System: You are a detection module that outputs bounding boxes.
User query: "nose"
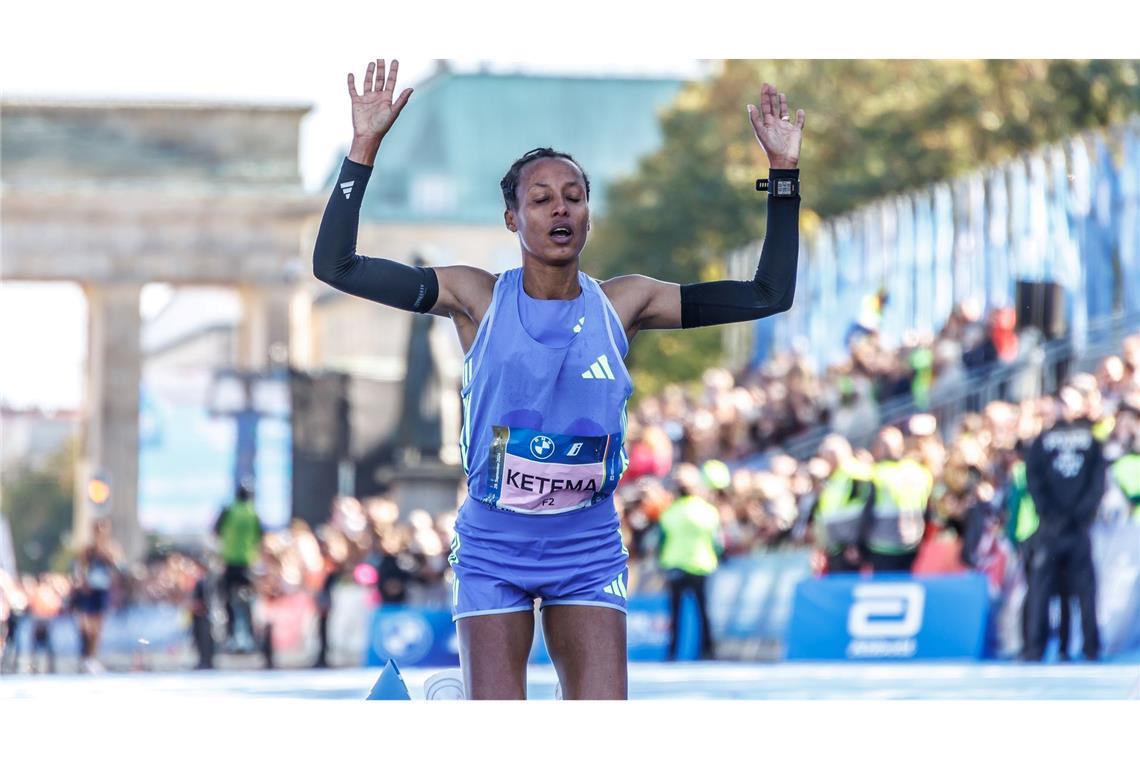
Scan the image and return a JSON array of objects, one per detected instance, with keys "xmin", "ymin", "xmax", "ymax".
[{"xmin": 552, "ymin": 197, "xmax": 569, "ymax": 216}]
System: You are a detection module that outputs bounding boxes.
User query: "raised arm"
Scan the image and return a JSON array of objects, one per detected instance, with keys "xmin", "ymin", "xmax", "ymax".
[
  {"xmin": 602, "ymin": 83, "xmax": 805, "ymax": 338},
  {"xmin": 313, "ymin": 59, "xmax": 493, "ymax": 322}
]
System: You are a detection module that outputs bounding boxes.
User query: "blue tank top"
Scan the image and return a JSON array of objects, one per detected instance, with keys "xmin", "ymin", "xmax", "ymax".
[{"xmin": 458, "ymin": 267, "xmax": 632, "ymax": 530}]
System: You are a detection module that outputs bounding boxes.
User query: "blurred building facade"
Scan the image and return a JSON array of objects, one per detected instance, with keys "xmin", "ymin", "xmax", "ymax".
[
  {"xmin": 1, "ymin": 99, "xmax": 320, "ymax": 559},
  {"xmin": 0, "ymin": 407, "xmax": 80, "ymax": 473}
]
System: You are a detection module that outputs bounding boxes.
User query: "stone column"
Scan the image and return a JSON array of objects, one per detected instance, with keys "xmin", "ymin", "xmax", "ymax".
[
  {"xmin": 238, "ymin": 285, "xmax": 294, "ymax": 369},
  {"xmin": 289, "ymin": 287, "xmax": 314, "ymax": 371},
  {"xmin": 76, "ymin": 283, "xmax": 143, "ymax": 561}
]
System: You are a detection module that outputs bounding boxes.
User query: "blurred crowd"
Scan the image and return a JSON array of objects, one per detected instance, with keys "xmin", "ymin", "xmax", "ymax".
[
  {"xmin": 0, "ymin": 495, "xmax": 460, "ymax": 674},
  {"xmin": 2, "ymin": 296, "xmax": 1137, "ymax": 671},
  {"xmin": 620, "ymin": 330, "xmax": 1140, "ymax": 567},
  {"xmin": 624, "ymin": 296, "xmax": 1023, "ymax": 472}
]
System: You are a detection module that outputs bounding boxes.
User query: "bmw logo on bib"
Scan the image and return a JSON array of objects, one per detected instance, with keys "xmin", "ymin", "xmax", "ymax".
[{"xmin": 530, "ymin": 435, "xmax": 555, "ymax": 460}]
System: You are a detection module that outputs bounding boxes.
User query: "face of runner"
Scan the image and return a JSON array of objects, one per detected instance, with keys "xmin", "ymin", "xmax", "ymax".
[{"xmin": 505, "ymin": 157, "xmax": 590, "ymax": 266}]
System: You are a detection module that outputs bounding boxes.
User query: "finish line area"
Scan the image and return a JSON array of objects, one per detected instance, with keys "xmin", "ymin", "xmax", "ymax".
[{"xmin": 3, "ymin": 662, "xmax": 1138, "ymax": 700}]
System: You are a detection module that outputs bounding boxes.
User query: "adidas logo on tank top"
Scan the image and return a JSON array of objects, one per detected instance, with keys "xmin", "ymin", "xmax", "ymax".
[{"xmin": 581, "ymin": 353, "xmax": 616, "ymax": 380}]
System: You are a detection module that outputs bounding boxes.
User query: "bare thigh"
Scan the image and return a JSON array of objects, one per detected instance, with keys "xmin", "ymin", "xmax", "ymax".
[
  {"xmin": 456, "ymin": 610, "xmax": 534, "ymax": 700},
  {"xmin": 541, "ymin": 604, "xmax": 627, "ymax": 700}
]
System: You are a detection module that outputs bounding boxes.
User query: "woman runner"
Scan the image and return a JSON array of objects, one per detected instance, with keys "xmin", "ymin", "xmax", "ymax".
[
  {"xmin": 73, "ymin": 519, "xmax": 119, "ymax": 673},
  {"xmin": 314, "ymin": 59, "xmax": 805, "ymax": 699}
]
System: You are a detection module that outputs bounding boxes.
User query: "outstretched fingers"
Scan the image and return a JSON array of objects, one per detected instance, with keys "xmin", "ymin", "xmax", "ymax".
[
  {"xmin": 349, "ymin": 59, "xmax": 404, "ymax": 102},
  {"xmin": 385, "ymin": 59, "xmax": 400, "ymax": 94},
  {"xmin": 779, "ymin": 93, "xmax": 789, "ymax": 121},
  {"xmin": 363, "ymin": 61, "xmax": 376, "ymax": 93},
  {"xmin": 759, "ymin": 82, "xmax": 774, "ymax": 122},
  {"xmin": 376, "ymin": 59, "xmax": 387, "ymax": 94},
  {"xmin": 795, "ymin": 108, "xmax": 806, "ymax": 131}
]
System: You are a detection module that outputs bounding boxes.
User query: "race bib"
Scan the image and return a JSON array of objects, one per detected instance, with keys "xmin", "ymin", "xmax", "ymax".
[
  {"xmin": 484, "ymin": 426, "xmax": 624, "ymax": 514},
  {"xmin": 88, "ymin": 565, "xmax": 112, "ymax": 590}
]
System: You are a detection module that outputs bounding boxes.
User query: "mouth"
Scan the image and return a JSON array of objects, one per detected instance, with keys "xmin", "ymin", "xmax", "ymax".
[{"xmin": 549, "ymin": 225, "xmax": 574, "ymax": 245}]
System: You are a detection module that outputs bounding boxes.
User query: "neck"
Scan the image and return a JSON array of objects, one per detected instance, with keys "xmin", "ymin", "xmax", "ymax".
[{"xmin": 521, "ymin": 260, "xmax": 582, "ymax": 300}]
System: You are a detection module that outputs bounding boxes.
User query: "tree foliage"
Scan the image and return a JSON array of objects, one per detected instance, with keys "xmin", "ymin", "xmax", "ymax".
[
  {"xmin": 590, "ymin": 60, "xmax": 1140, "ymax": 391},
  {"xmin": 1, "ymin": 439, "xmax": 76, "ymax": 575}
]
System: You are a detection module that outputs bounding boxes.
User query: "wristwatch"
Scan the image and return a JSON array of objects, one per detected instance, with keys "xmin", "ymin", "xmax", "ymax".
[{"xmin": 756, "ymin": 174, "xmax": 800, "ymax": 197}]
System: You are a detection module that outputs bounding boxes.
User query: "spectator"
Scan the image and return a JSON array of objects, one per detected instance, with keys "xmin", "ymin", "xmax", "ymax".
[
  {"xmin": 844, "ymin": 287, "xmax": 887, "ymax": 348},
  {"xmin": 213, "ymin": 483, "xmax": 264, "ymax": 652},
  {"xmin": 657, "ymin": 463, "xmax": 722, "ymax": 661},
  {"xmin": 27, "ymin": 574, "xmax": 63, "ymax": 674},
  {"xmin": 313, "ymin": 528, "xmax": 348, "ymax": 668},
  {"xmin": 1023, "ymin": 387, "xmax": 1107, "ymax": 662},
  {"xmin": 1102, "ymin": 401, "xmax": 1140, "ymax": 522},
  {"xmin": 189, "ymin": 555, "xmax": 215, "ymax": 670},
  {"xmin": 0, "ymin": 571, "xmax": 25, "ymax": 674},
  {"xmin": 1005, "ymin": 440, "xmax": 1073, "ymax": 658},
  {"xmin": 860, "ymin": 426, "xmax": 933, "ymax": 573},
  {"xmin": 810, "ymin": 434, "xmax": 871, "ymax": 573},
  {"xmin": 372, "ymin": 524, "xmax": 415, "ymax": 605}
]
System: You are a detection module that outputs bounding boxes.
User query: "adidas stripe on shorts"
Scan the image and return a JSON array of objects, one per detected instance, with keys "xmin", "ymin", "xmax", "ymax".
[{"xmin": 448, "ymin": 495, "xmax": 630, "ymax": 621}]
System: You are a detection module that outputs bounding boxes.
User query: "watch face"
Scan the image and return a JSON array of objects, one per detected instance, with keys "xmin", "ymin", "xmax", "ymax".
[{"xmin": 776, "ymin": 179, "xmax": 794, "ymax": 196}]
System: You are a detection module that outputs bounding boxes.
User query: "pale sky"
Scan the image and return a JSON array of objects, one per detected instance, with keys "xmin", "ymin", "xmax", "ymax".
[{"xmin": 0, "ymin": 1, "xmax": 1126, "ymax": 410}]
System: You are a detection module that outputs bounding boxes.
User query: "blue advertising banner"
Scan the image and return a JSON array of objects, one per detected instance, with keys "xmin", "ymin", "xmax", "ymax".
[
  {"xmin": 785, "ymin": 572, "xmax": 990, "ymax": 661},
  {"xmin": 138, "ymin": 370, "xmax": 234, "ymax": 535},
  {"xmin": 363, "ymin": 605, "xmax": 459, "ymax": 668},
  {"xmin": 529, "ymin": 551, "xmax": 814, "ymax": 664},
  {"xmin": 139, "ymin": 368, "xmax": 291, "ymax": 535},
  {"xmin": 707, "ymin": 550, "xmax": 813, "ymax": 659}
]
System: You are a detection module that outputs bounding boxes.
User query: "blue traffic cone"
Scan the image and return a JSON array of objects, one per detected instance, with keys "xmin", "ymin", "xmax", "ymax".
[{"xmin": 366, "ymin": 658, "xmax": 412, "ymax": 700}]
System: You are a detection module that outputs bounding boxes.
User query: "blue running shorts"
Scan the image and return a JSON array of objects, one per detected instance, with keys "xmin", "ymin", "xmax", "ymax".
[{"xmin": 448, "ymin": 495, "xmax": 630, "ymax": 621}]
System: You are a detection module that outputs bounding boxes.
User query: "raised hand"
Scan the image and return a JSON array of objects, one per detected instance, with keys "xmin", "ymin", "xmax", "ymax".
[
  {"xmin": 348, "ymin": 59, "xmax": 414, "ymax": 145},
  {"xmin": 747, "ymin": 83, "xmax": 806, "ymax": 170}
]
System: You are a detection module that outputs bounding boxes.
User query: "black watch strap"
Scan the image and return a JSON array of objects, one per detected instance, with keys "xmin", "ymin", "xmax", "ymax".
[{"xmin": 756, "ymin": 168, "xmax": 800, "ymax": 197}]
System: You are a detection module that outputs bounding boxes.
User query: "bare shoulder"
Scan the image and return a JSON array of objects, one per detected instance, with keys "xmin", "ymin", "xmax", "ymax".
[
  {"xmin": 600, "ymin": 273, "xmax": 682, "ymax": 333},
  {"xmin": 436, "ymin": 263, "xmax": 498, "ymax": 297},
  {"xmin": 601, "ymin": 273, "xmax": 656, "ymax": 305}
]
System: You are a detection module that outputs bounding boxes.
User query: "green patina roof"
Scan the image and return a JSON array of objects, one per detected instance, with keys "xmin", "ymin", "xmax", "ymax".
[{"xmin": 349, "ymin": 70, "xmax": 687, "ymax": 225}]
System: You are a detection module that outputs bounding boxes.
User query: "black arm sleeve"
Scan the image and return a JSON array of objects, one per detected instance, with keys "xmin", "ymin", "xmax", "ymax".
[
  {"xmin": 679, "ymin": 168, "xmax": 800, "ymax": 329},
  {"xmin": 312, "ymin": 157, "xmax": 439, "ymax": 314}
]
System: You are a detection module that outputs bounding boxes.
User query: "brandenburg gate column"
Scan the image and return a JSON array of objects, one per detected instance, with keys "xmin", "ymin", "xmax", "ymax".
[
  {"xmin": 77, "ymin": 282, "xmax": 144, "ymax": 561},
  {"xmin": 238, "ymin": 285, "xmax": 295, "ymax": 369}
]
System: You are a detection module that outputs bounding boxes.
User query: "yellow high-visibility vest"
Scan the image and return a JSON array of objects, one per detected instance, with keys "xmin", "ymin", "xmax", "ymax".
[
  {"xmin": 1110, "ymin": 453, "xmax": 1140, "ymax": 521},
  {"xmin": 815, "ymin": 460, "xmax": 873, "ymax": 554},
  {"xmin": 868, "ymin": 459, "xmax": 933, "ymax": 555}
]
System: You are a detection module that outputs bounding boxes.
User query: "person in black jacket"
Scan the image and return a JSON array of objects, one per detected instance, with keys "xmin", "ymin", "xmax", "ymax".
[
  {"xmin": 1023, "ymin": 386, "xmax": 1107, "ymax": 661},
  {"xmin": 189, "ymin": 555, "xmax": 215, "ymax": 670}
]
